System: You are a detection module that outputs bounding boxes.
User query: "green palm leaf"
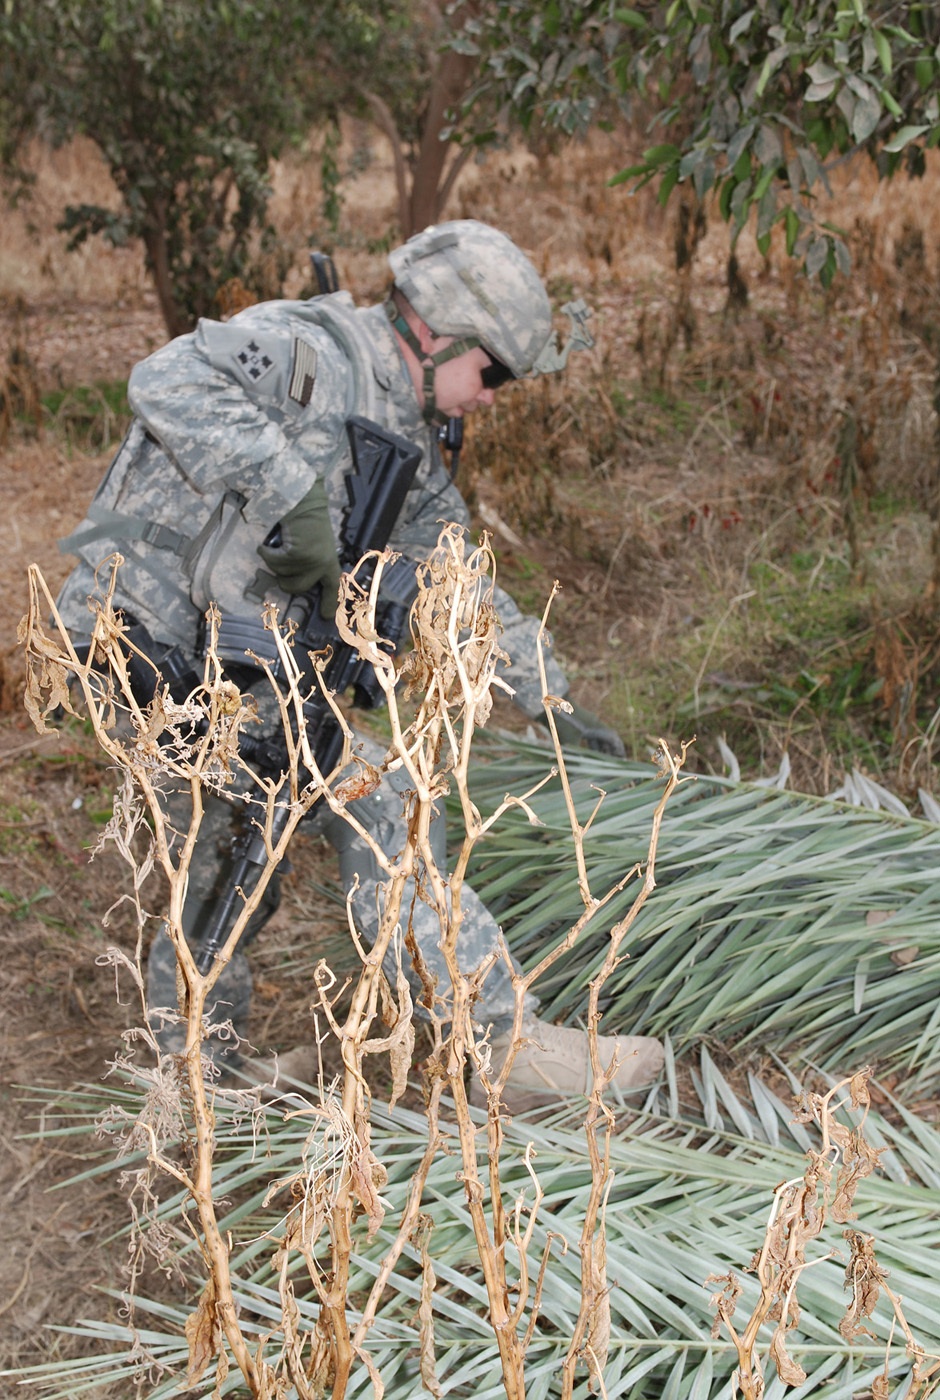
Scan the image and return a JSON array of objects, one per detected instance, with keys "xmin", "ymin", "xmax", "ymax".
[
  {"xmin": 10, "ymin": 1066, "xmax": 940, "ymax": 1400},
  {"xmin": 459, "ymin": 736, "xmax": 940, "ymax": 1096},
  {"xmin": 12, "ymin": 739, "xmax": 940, "ymax": 1398}
]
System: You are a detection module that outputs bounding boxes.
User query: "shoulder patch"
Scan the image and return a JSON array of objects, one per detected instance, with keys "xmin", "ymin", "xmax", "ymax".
[
  {"xmin": 235, "ymin": 339, "xmax": 275, "ymax": 383},
  {"xmin": 289, "ymin": 337, "xmax": 318, "ymax": 406}
]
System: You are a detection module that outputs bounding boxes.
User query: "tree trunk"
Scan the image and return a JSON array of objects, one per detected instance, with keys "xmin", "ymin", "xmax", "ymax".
[
  {"xmin": 360, "ymin": 89, "xmax": 413, "ymax": 238},
  {"xmin": 725, "ymin": 251, "xmax": 749, "ymax": 314},
  {"xmin": 360, "ymin": 1, "xmax": 479, "ymax": 240},
  {"xmin": 407, "ymin": 45, "xmax": 477, "ymax": 234},
  {"xmin": 142, "ymin": 200, "xmax": 190, "ymax": 339},
  {"xmin": 669, "ymin": 191, "xmax": 706, "ymax": 357}
]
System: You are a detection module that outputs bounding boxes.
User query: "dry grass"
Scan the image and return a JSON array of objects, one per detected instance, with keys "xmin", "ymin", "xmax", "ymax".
[{"xmin": 0, "ymin": 137, "xmax": 148, "ymax": 306}]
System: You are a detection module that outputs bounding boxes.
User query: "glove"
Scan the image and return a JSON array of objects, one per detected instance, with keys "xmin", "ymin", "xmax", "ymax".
[
  {"xmin": 547, "ymin": 699, "xmax": 626, "ymax": 758},
  {"xmin": 257, "ymin": 476, "xmax": 341, "ymax": 619}
]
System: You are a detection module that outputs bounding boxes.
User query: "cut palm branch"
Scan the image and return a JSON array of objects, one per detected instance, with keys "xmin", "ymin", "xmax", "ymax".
[
  {"xmin": 459, "ymin": 736, "xmax": 940, "ymax": 1099},
  {"xmin": 12, "ymin": 729, "xmax": 940, "ymax": 1399},
  {"xmin": 10, "ymin": 1066, "xmax": 940, "ymax": 1400}
]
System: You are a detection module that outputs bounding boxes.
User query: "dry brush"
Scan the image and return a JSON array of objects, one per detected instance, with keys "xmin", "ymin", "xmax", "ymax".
[{"xmin": 19, "ymin": 525, "xmax": 683, "ymax": 1399}]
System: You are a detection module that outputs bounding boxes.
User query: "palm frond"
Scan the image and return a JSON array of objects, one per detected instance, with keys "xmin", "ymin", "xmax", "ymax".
[
  {"xmin": 10, "ymin": 1066, "xmax": 940, "ymax": 1399},
  {"xmin": 459, "ymin": 736, "xmax": 940, "ymax": 1097},
  {"xmin": 12, "ymin": 740, "xmax": 940, "ymax": 1397}
]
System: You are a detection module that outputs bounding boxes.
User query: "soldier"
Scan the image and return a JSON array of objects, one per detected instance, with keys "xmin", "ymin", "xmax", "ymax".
[{"xmin": 56, "ymin": 220, "xmax": 664, "ymax": 1113}]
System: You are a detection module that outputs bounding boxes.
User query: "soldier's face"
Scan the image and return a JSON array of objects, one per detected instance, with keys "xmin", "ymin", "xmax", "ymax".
[{"xmin": 432, "ymin": 345, "xmax": 499, "ymax": 417}]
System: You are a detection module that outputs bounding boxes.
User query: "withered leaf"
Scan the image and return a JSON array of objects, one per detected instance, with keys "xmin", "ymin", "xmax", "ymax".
[
  {"xmin": 363, "ymin": 959, "xmax": 416, "ymax": 1111},
  {"xmin": 305, "ymin": 1315, "xmax": 335, "ymax": 1398},
  {"xmin": 801, "ymin": 1155, "xmax": 830, "ymax": 1234},
  {"xmin": 416, "ymin": 1215, "xmax": 442, "ymax": 1399},
  {"xmin": 848, "ymin": 1069, "xmax": 872, "ymax": 1110},
  {"xmin": 184, "ymin": 1276, "xmax": 220, "ymax": 1389},
  {"xmin": 832, "ymin": 1132, "xmax": 882, "ymax": 1225},
  {"xmin": 839, "ymin": 1230, "xmax": 886, "ymax": 1342},
  {"xmin": 349, "ymin": 1142, "xmax": 388, "ymax": 1241},
  {"xmin": 769, "ymin": 1324, "xmax": 807, "ymax": 1387},
  {"xmin": 791, "ymin": 1091, "xmax": 817, "ymax": 1124},
  {"xmin": 211, "ymin": 1343, "xmax": 229, "ymax": 1400},
  {"xmin": 706, "ymin": 1272, "xmax": 741, "ymax": 1339},
  {"xmin": 21, "ymin": 626, "xmax": 75, "ymax": 732},
  {"xmin": 386, "ymin": 1012, "xmax": 415, "ymax": 1112},
  {"xmin": 827, "ymin": 1117, "xmax": 851, "ymax": 1152}
]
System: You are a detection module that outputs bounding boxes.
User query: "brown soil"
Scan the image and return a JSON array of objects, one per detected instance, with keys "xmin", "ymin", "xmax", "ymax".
[{"xmin": 0, "ymin": 281, "xmax": 163, "ymax": 1373}]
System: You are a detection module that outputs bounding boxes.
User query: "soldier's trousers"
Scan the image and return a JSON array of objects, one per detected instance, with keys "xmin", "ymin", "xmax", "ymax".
[{"xmin": 147, "ymin": 733, "xmax": 533, "ymax": 1067}]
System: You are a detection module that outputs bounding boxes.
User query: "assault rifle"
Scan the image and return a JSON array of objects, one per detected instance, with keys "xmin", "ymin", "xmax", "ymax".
[{"xmin": 193, "ymin": 415, "xmax": 421, "ymax": 974}]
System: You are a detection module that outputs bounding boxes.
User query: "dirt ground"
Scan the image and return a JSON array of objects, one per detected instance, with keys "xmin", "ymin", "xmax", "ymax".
[
  {"xmin": 0, "ymin": 301, "xmax": 143, "ymax": 1382},
  {"xmin": 0, "ymin": 691, "xmax": 349, "ymax": 1391}
]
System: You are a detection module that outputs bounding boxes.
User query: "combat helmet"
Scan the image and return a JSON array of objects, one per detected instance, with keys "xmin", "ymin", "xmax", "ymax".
[{"xmin": 387, "ymin": 220, "xmax": 559, "ymax": 423}]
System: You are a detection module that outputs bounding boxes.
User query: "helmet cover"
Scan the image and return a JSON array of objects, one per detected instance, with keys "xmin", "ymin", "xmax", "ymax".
[{"xmin": 388, "ymin": 220, "xmax": 553, "ymax": 378}]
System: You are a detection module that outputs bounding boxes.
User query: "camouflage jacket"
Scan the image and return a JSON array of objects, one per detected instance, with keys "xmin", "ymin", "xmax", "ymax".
[{"xmin": 56, "ymin": 296, "xmax": 567, "ymax": 717}]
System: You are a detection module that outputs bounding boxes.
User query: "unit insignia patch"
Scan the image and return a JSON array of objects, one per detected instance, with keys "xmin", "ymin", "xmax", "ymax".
[{"xmin": 235, "ymin": 340, "xmax": 275, "ymax": 382}]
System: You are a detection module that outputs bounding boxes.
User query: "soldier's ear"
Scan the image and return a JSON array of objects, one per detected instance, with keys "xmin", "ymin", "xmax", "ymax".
[{"xmin": 415, "ymin": 318, "xmax": 439, "ymax": 356}]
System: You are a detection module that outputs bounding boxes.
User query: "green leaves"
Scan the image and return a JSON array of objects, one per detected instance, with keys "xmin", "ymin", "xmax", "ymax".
[
  {"xmin": 611, "ymin": 142, "xmax": 681, "ymax": 190},
  {"xmin": 0, "ymin": 0, "xmax": 420, "ymax": 332},
  {"xmin": 613, "ymin": 7, "xmax": 647, "ymax": 30},
  {"xmin": 466, "ymin": 0, "xmax": 940, "ymax": 286},
  {"xmin": 872, "ymin": 26, "xmax": 893, "ymax": 76},
  {"xmin": 883, "ymin": 121, "xmax": 932, "ymax": 151}
]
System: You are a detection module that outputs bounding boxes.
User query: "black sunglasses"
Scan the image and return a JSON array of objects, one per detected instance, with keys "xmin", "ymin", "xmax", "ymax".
[{"xmin": 480, "ymin": 351, "xmax": 515, "ymax": 390}]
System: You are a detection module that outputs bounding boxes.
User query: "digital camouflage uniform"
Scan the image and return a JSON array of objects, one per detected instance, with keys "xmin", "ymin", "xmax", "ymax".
[{"xmin": 57, "ymin": 289, "xmax": 567, "ymax": 1058}]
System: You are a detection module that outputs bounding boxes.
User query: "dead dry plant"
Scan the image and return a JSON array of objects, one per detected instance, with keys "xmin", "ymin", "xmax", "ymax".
[
  {"xmin": 708, "ymin": 1068, "xmax": 940, "ymax": 1400},
  {"xmin": 18, "ymin": 526, "xmax": 685, "ymax": 1400},
  {"xmin": 0, "ymin": 298, "xmax": 42, "ymax": 446}
]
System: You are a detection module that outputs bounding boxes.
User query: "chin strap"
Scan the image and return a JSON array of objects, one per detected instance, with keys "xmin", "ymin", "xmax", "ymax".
[{"xmin": 385, "ymin": 299, "xmax": 478, "ymax": 425}]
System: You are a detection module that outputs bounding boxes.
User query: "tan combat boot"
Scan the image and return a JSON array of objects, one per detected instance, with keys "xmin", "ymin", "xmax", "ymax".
[
  {"xmin": 474, "ymin": 1016, "xmax": 664, "ymax": 1115},
  {"xmin": 231, "ymin": 1044, "xmax": 318, "ymax": 1092}
]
